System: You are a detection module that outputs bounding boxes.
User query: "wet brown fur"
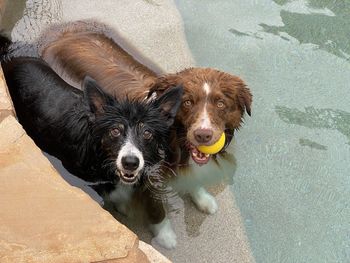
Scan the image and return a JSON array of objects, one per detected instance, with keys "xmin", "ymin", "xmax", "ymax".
[
  {"xmin": 42, "ymin": 32, "xmax": 157, "ymax": 100},
  {"xmin": 40, "ymin": 21, "xmax": 252, "ymax": 167},
  {"xmin": 151, "ymin": 68, "xmax": 252, "ymax": 148}
]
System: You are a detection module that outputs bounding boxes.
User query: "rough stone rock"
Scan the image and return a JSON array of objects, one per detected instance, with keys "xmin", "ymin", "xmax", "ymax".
[{"xmin": 0, "ymin": 116, "xmax": 149, "ymax": 263}]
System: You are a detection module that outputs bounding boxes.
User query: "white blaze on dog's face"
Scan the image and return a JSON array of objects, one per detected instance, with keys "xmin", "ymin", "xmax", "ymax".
[
  {"xmin": 195, "ymin": 82, "xmax": 212, "ymax": 130},
  {"xmin": 186, "ymin": 82, "xmax": 219, "ymax": 164},
  {"xmin": 116, "ymin": 134, "xmax": 145, "ymax": 184}
]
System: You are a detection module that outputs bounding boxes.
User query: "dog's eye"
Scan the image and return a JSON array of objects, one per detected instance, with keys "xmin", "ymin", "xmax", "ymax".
[
  {"xmin": 217, "ymin": 100, "xmax": 225, "ymax": 108},
  {"xmin": 110, "ymin": 128, "xmax": 121, "ymax": 137},
  {"xmin": 143, "ymin": 130, "xmax": 153, "ymax": 140},
  {"xmin": 183, "ymin": 100, "xmax": 192, "ymax": 107}
]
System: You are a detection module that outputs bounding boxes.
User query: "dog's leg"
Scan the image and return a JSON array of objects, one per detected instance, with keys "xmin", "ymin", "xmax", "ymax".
[
  {"xmin": 190, "ymin": 186, "xmax": 218, "ymax": 214},
  {"xmin": 143, "ymin": 189, "xmax": 177, "ymax": 249},
  {"xmin": 150, "ymin": 217, "xmax": 177, "ymax": 249}
]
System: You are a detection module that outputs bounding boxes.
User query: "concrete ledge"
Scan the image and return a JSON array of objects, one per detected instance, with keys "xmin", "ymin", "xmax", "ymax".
[{"xmin": 139, "ymin": 242, "xmax": 171, "ymax": 263}]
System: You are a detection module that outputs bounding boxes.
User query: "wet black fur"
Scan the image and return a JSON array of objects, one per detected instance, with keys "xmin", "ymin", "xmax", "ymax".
[
  {"xmin": 0, "ymin": 33, "xmax": 11, "ymax": 58},
  {"xmin": 1, "ymin": 57, "xmax": 183, "ymax": 192}
]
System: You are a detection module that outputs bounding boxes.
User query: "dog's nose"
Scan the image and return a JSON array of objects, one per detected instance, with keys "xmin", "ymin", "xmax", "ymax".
[
  {"xmin": 194, "ymin": 129, "xmax": 213, "ymax": 144},
  {"xmin": 121, "ymin": 155, "xmax": 140, "ymax": 171}
]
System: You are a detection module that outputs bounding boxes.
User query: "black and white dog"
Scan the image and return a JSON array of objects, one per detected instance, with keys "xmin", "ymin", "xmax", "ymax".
[{"xmin": 2, "ymin": 57, "xmax": 183, "ymax": 249}]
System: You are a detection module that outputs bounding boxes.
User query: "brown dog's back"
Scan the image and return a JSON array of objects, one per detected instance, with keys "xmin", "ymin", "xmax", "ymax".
[{"xmin": 40, "ymin": 23, "xmax": 157, "ymax": 100}]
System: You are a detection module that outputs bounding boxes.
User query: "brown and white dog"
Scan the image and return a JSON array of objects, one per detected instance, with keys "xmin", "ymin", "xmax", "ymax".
[
  {"xmin": 152, "ymin": 68, "xmax": 251, "ymax": 166},
  {"xmin": 150, "ymin": 68, "xmax": 251, "ymax": 216},
  {"xmin": 38, "ymin": 21, "xmax": 252, "ymax": 247}
]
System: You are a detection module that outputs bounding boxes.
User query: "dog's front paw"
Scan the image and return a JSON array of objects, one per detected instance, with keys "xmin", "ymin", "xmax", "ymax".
[
  {"xmin": 190, "ymin": 187, "xmax": 218, "ymax": 214},
  {"xmin": 150, "ymin": 219, "xmax": 177, "ymax": 249},
  {"xmin": 152, "ymin": 231, "xmax": 177, "ymax": 249}
]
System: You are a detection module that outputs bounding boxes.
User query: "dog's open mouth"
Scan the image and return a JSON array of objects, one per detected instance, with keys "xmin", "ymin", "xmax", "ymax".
[
  {"xmin": 118, "ymin": 171, "xmax": 139, "ymax": 184},
  {"xmin": 187, "ymin": 143, "xmax": 211, "ymax": 165}
]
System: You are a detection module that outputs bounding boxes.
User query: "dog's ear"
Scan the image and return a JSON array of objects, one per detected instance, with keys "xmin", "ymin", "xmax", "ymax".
[
  {"xmin": 222, "ymin": 75, "xmax": 252, "ymax": 117},
  {"xmin": 148, "ymin": 74, "xmax": 180, "ymax": 99},
  {"xmin": 237, "ymin": 85, "xmax": 252, "ymax": 116},
  {"xmin": 154, "ymin": 85, "xmax": 183, "ymax": 126},
  {"xmin": 83, "ymin": 76, "xmax": 111, "ymax": 114}
]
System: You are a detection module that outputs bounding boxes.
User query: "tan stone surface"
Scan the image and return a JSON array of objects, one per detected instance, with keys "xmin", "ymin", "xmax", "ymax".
[
  {"xmin": 139, "ymin": 241, "xmax": 171, "ymax": 263},
  {"xmin": 0, "ymin": 67, "xmax": 15, "ymax": 122},
  {"xmin": 0, "ymin": 116, "xmax": 148, "ymax": 263},
  {"xmin": 94, "ymin": 241, "xmax": 149, "ymax": 263}
]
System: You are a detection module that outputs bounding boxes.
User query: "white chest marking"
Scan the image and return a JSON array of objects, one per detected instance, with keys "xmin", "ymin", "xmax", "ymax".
[{"xmin": 109, "ymin": 184, "xmax": 134, "ymax": 203}]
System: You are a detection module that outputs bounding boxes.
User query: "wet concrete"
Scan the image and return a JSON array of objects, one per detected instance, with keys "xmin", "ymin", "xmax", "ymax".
[{"xmin": 0, "ymin": 0, "xmax": 26, "ymax": 36}]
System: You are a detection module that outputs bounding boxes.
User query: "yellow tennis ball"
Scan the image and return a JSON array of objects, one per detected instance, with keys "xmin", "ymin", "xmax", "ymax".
[{"xmin": 197, "ymin": 132, "xmax": 226, "ymax": 154}]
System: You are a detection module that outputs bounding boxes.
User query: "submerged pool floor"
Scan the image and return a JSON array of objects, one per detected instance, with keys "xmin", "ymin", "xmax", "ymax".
[{"xmin": 176, "ymin": 0, "xmax": 350, "ymax": 262}]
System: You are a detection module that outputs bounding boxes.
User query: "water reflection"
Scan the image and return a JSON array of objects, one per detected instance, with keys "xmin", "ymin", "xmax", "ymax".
[
  {"xmin": 171, "ymin": 151, "xmax": 237, "ymax": 191},
  {"xmin": 261, "ymin": 0, "xmax": 350, "ymax": 61},
  {"xmin": 103, "ymin": 149, "xmax": 238, "ymax": 242},
  {"xmin": 177, "ymin": 151, "xmax": 237, "ymax": 237}
]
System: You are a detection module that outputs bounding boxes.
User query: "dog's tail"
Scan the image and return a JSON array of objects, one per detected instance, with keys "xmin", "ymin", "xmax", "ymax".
[{"xmin": 0, "ymin": 33, "xmax": 11, "ymax": 61}]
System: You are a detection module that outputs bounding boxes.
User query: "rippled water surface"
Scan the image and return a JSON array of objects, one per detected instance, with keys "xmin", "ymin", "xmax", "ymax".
[{"xmin": 177, "ymin": 0, "xmax": 350, "ymax": 262}]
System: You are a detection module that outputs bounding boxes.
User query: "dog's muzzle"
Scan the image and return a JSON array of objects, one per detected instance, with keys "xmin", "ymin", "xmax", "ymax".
[{"xmin": 117, "ymin": 155, "xmax": 142, "ymax": 184}]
